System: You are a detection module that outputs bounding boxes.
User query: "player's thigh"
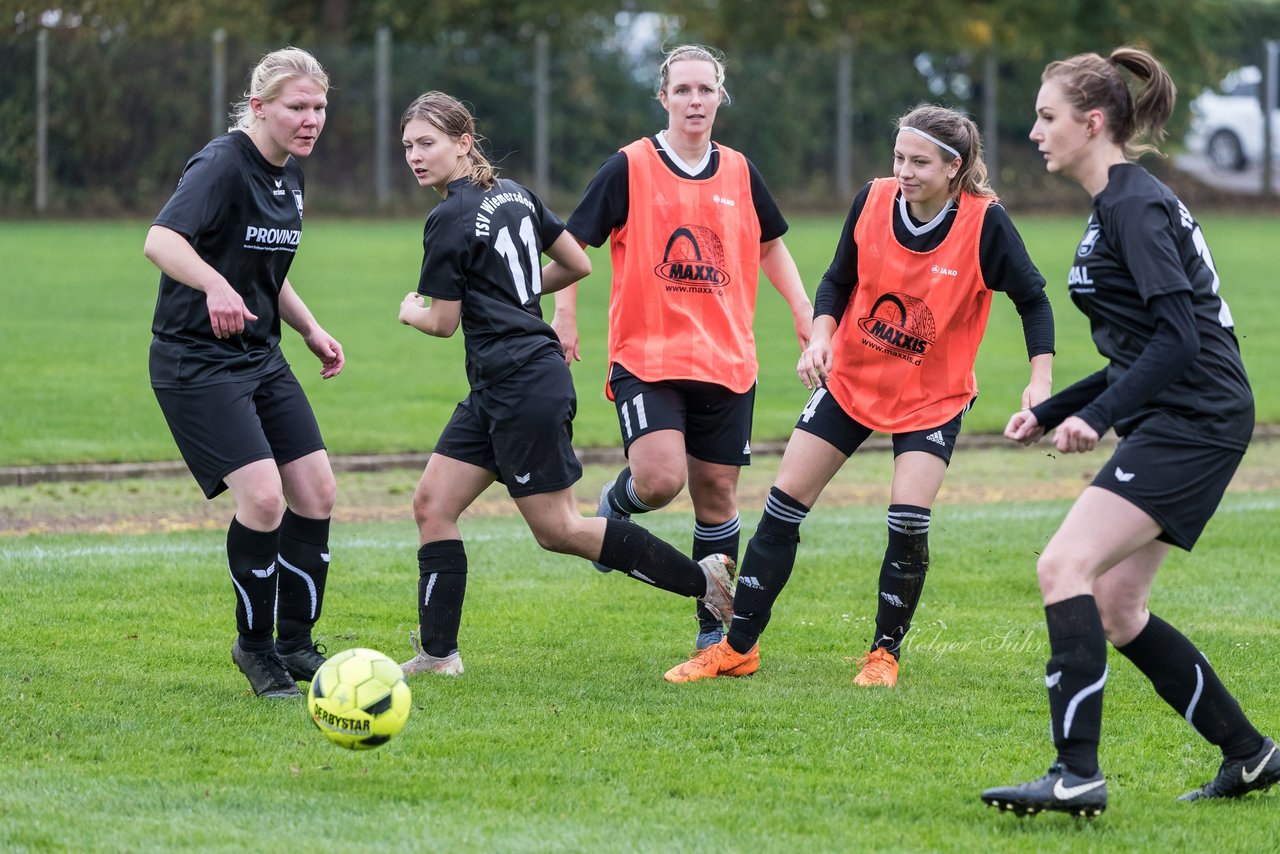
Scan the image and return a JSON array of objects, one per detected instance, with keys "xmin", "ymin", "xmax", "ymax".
[
  {"xmin": 153, "ymin": 379, "xmax": 275, "ymax": 499},
  {"xmin": 279, "ymin": 450, "xmax": 336, "ymax": 518},
  {"xmin": 682, "ymin": 381, "xmax": 754, "ymax": 468},
  {"xmin": 485, "ymin": 354, "xmax": 583, "ymax": 498},
  {"xmin": 772, "ymin": 429, "xmax": 850, "ymax": 508},
  {"xmin": 415, "ymin": 450, "xmax": 496, "ymax": 523}
]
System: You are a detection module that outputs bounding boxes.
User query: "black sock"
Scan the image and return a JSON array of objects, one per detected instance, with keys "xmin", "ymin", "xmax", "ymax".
[
  {"xmin": 1116, "ymin": 612, "xmax": 1264, "ymax": 760},
  {"xmin": 597, "ymin": 518, "xmax": 703, "ymax": 597},
  {"xmin": 275, "ymin": 509, "xmax": 330, "ymax": 651},
  {"xmin": 226, "ymin": 516, "xmax": 281, "ymax": 650},
  {"xmin": 693, "ymin": 514, "xmax": 741, "ymax": 633},
  {"xmin": 418, "ymin": 540, "xmax": 467, "ymax": 658},
  {"xmin": 1044, "ymin": 595, "xmax": 1108, "ymax": 778},
  {"xmin": 608, "ymin": 467, "xmax": 657, "ymax": 516},
  {"xmin": 726, "ymin": 487, "xmax": 808, "ymax": 655},
  {"xmin": 870, "ymin": 504, "xmax": 930, "ymax": 658}
]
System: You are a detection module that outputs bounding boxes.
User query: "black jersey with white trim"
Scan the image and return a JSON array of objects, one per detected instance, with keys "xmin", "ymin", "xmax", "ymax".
[
  {"xmin": 149, "ymin": 131, "xmax": 303, "ymax": 388},
  {"xmin": 566, "ymin": 136, "xmax": 788, "ymax": 246},
  {"xmin": 814, "ymin": 181, "xmax": 1055, "ymax": 359},
  {"xmin": 417, "ymin": 177, "xmax": 567, "ymax": 390},
  {"xmin": 1066, "ymin": 163, "xmax": 1252, "ymax": 446}
]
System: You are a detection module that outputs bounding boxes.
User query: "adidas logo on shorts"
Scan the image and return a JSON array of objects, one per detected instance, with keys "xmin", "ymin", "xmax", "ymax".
[{"xmin": 925, "ymin": 430, "xmax": 946, "ymax": 447}]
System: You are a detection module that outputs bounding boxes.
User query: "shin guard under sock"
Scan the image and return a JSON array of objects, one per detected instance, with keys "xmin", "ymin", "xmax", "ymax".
[
  {"xmin": 1116, "ymin": 612, "xmax": 1263, "ymax": 759},
  {"xmin": 1044, "ymin": 595, "xmax": 1108, "ymax": 777},
  {"xmin": 226, "ymin": 517, "xmax": 281, "ymax": 649},
  {"xmin": 275, "ymin": 509, "xmax": 330, "ymax": 650},
  {"xmin": 418, "ymin": 540, "xmax": 468, "ymax": 657},
  {"xmin": 726, "ymin": 488, "xmax": 808, "ymax": 655}
]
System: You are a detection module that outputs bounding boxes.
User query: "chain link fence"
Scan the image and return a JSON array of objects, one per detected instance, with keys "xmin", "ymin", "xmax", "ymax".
[{"xmin": 0, "ymin": 28, "xmax": 1238, "ymax": 218}]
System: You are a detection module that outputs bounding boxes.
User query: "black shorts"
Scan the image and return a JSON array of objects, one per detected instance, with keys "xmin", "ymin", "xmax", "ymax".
[
  {"xmin": 153, "ymin": 366, "xmax": 325, "ymax": 499},
  {"xmin": 792, "ymin": 385, "xmax": 971, "ymax": 464},
  {"xmin": 607, "ymin": 364, "xmax": 755, "ymax": 466},
  {"xmin": 1092, "ymin": 423, "xmax": 1245, "ymax": 551},
  {"xmin": 433, "ymin": 350, "xmax": 583, "ymax": 498}
]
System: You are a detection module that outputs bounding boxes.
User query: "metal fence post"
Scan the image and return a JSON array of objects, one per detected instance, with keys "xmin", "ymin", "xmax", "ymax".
[
  {"xmin": 983, "ymin": 49, "xmax": 998, "ymax": 185},
  {"xmin": 835, "ymin": 35, "xmax": 853, "ymax": 201},
  {"xmin": 35, "ymin": 27, "xmax": 48, "ymax": 214},
  {"xmin": 211, "ymin": 28, "xmax": 227, "ymax": 137},
  {"xmin": 376, "ymin": 27, "xmax": 391, "ymax": 208},
  {"xmin": 533, "ymin": 31, "xmax": 550, "ymax": 198},
  {"xmin": 1263, "ymin": 39, "xmax": 1277, "ymax": 199}
]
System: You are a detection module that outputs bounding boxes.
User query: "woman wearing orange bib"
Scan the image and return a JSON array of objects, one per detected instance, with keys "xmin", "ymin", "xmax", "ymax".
[
  {"xmin": 665, "ymin": 104, "xmax": 1055, "ymax": 685},
  {"xmin": 556, "ymin": 44, "xmax": 812, "ymax": 650}
]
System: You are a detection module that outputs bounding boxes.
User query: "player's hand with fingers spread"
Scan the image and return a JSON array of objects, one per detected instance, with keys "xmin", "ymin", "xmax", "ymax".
[
  {"xmin": 1052, "ymin": 415, "xmax": 1098, "ymax": 454},
  {"xmin": 1004, "ymin": 409, "xmax": 1044, "ymax": 446},
  {"xmin": 305, "ymin": 326, "xmax": 345, "ymax": 378},
  {"xmin": 206, "ymin": 281, "xmax": 257, "ymax": 339},
  {"xmin": 399, "ymin": 292, "xmax": 426, "ymax": 325},
  {"xmin": 796, "ymin": 337, "xmax": 832, "ymax": 390}
]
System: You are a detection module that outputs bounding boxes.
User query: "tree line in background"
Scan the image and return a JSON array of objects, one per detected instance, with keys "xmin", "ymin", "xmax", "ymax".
[{"xmin": 2, "ymin": 0, "xmax": 1277, "ymax": 216}]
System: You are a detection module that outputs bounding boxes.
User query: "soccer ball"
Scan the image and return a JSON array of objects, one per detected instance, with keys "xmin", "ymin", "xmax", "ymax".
[{"xmin": 307, "ymin": 647, "xmax": 411, "ymax": 750}]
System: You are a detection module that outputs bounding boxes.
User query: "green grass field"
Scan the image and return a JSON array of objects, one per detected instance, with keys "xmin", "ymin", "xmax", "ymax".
[
  {"xmin": 2, "ymin": 447, "xmax": 1279, "ymax": 851},
  {"xmin": 2, "ymin": 213, "xmax": 1277, "ymax": 466}
]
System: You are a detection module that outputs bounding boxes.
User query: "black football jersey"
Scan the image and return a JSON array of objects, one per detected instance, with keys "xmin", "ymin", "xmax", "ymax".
[
  {"xmin": 1067, "ymin": 163, "xmax": 1252, "ymax": 447},
  {"xmin": 417, "ymin": 177, "xmax": 567, "ymax": 389},
  {"xmin": 149, "ymin": 131, "xmax": 304, "ymax": 388}
]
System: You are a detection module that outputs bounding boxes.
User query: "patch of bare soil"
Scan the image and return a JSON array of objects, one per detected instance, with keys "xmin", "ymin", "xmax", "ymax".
[{"xmin": 3, "ymin": 441, "xmax": 1277, "ymax": 538}]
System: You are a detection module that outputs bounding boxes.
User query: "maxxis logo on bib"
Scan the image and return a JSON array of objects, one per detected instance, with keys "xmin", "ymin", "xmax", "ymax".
[
  {"xmin": 857, "ymin": 292, "xmax": 938, "ymax": 366},
  {"xmin": 655, "ymin": 224, "xmax": 729, "ymax": 295}
]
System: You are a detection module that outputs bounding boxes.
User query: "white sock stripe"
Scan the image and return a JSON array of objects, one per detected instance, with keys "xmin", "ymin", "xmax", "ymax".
[
  {"xmin": 1184, "ymin": 662, "xmax": 1205, "ymax": 737},
  {"xmin": 1063, "ymin": 664, "xmax": 1109, "ymax": 739},
  {"xmin": 277, "ymin": 554, "xmax": 319, "ymax": 620},
  {"xmin": 765, "ymin": 494, "xmax": 807, "ymax": 525},
  {"xmin": 422, "ymin": 573, "xmax": 438, "ymax": 607},
  {"xmin": 694, "ymin": 514, "xmax": 741, "ymax": 539},
  {"xmin": 623, "ymin": 478, "xmax": 658, "ymax": 512},
  {"xmin": 228, "ymin": 568, "xmax": 255, "ymax": 629},
  {"xmin": 887, "ymin": 521, "xmax": 930, "ymax": 536}
]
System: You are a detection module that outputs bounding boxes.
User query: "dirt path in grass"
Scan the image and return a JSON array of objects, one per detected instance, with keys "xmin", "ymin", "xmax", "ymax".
[{"xmin": 3, "ymin": 437, "xmax": 1278, "ymax": 538}]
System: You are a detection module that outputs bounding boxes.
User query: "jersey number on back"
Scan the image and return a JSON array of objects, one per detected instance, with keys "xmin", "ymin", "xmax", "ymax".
[
  {"xmin": 494, "ymin": 216, "xmax": 542, "ymax": 304},
  {"xmin": 1190, "ymin": 226, "xmax": 1234, "ymax": 329}
]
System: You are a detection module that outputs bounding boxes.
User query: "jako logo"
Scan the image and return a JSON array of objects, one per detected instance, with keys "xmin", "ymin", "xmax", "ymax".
[
  {"xmin": 857, "ymin": 292, "xmax": 938, "ymax": 364},
  {"xmin": 654, "ymin": 225, "xmax": 730, "ymax": 288},
  {"xmin": 931, "ymin": 264, "xmax": 958, "ymax": 277}
]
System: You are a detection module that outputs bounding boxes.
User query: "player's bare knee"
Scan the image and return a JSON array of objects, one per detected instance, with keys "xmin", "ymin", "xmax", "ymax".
[{"xmin": 633, "ymin": 470, "xmax": 684, "ymax": 507}]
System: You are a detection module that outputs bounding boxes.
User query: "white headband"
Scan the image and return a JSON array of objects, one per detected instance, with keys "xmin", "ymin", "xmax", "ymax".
[{"xmin": 900, "ymin": 125, "xmax": 961, "ymax": 160}]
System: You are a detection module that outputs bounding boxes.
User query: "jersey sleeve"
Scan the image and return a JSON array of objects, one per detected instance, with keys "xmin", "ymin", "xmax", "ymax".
[
  {"xmin": 529, "ymin": 191, "xmax": 567, "ymax": 252},
  {"xmin": 416, "ymin": 211, "xmax": 469, "ymax": 301},
  {"xmin": 566, "ymin": 151, "xmax": 629, "ymax": 247},
  {"xmin": 979, "ymin": 203, "xmax": 1054, "ymax": 358},
  {"xmin": 813, "ymin": 183, "xmax": 870, "ymax": 322},
  {"xmin": 1109, "ymin": 196, "xmax": 1194, "ymax": 302},
  {"xmin": 745, "ymin": 159, "xmax": 788, "ymax": 242},
  {"xmin": 152, "ymin": 146, "xmax": 233, "ymax": 239}
]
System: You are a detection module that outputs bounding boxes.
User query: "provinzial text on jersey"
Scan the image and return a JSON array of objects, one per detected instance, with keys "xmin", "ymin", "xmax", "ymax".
[{"xmin": 243, "ymin": 225, "xmax": 302, "ymax": 251}]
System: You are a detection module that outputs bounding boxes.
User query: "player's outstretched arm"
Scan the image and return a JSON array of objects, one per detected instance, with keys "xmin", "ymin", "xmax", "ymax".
[
  {"xmin": 143, "ymin": 224, "xmax": 257, "ymax": 339},
  {"xmin": 280, "ymin": 278, "xmax": 344, "ymax": 378},
  {"xmin": 761, "ymin": 237, "xmax": 813, "ymax": 349}
]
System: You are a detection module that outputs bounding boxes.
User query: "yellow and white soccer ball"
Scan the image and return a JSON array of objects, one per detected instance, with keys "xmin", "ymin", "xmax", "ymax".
[{"xmin": 307, "ymin": 647, "xmax": 411, "ymax": 750}]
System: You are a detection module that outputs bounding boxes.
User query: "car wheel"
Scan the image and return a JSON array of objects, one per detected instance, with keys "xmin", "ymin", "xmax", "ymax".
[{"xmin": 1207, "ymin": 130, "xmax": 1246, "ymax": 172}]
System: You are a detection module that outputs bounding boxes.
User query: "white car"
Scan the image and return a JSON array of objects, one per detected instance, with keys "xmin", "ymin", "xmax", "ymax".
[{"xmin": 1185, "ymin": 65, "xmax": 1280, "ymax": 171}]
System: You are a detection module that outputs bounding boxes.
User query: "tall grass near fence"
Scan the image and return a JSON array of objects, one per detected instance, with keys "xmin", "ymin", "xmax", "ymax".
[{"xmin": 1, "ymin": 214, "xmax": 1276, "ymax": 466}]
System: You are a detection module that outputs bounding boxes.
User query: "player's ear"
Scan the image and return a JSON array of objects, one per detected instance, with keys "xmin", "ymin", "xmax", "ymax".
[{"xmin": 456, "ymin": 132, "xmax": 473, "ymax": 157}]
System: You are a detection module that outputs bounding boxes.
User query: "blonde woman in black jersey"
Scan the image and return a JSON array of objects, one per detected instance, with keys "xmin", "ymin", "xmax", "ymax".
[{"xmin": 982, "ymin": 46, "xmax": 1276, "ymax": 818}]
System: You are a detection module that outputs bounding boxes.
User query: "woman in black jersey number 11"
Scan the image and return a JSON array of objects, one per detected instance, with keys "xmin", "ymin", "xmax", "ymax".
[
  {"xmin": 394, "ymin": 92, "xmax": 737, "ymax": 677},
  {"xmin": 981, "ymin": 47, "xmax": 1277, "ymax": 818},
  {"xmin": 144, "ymin": 48, "xmax": 342, "ymax": 699}
]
